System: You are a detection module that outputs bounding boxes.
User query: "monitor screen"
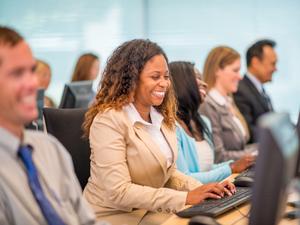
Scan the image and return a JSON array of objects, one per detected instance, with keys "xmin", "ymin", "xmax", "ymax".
[
  {"xmin": 25, "ymin": 88, "xmax": 44, "ymax": 131},
  {"xmin": 249, "ymin": 112, "xmax": 299, "ymax": 225},
  {"xmin": 294, "ymin": 111, "xmax": 300, "ymax": 177},
  {"xmin": 59, "ymin": 80, "xmax": 94, "ymax": 108}
]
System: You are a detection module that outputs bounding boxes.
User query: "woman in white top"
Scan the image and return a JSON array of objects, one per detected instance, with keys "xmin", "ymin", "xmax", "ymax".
[
  {"xmin": 200, "ymin": 46, "xmax": 258, "ymax": 163},
  {"xmin": 170, "ymin": 61, "xmax": 254, "ymax": 183},
  {"xmin": 82, "ymin": 40, "xmax": 235, "ymax": 225}
]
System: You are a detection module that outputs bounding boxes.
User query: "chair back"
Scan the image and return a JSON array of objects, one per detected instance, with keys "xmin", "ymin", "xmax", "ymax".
[{"xmin": 43, "ymin": 108, "xmax": 90, "ymax": 190}]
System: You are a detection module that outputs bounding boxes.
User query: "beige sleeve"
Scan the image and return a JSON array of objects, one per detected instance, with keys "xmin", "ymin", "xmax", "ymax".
[{"xmin": 165, "ymin": 167, "xmax": 202, "ymax": 191}]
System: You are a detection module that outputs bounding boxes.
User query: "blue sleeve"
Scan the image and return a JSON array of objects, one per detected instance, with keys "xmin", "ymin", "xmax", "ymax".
[
  {"xmin": 189, "ymin": 164, "xmax": 232, "ymax": 184},
  {"xmin": 176, "ymin": 125, "xmax": 232, "ymax": 184},
  {"xmin": 212, "ymin": 160, "xmax": 234, "ymax": 169},
  {"xmin": 176, "ymin": 125, "xmax": 200, "ymax": 175}
]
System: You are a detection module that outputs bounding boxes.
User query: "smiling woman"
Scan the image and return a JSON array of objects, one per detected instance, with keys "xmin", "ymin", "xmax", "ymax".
[
  {"xmin": 200, "ymin": 46, "xmax": 258, "ymax": 163},
  {"xmin": 82, "ymin": 39, "xmax": 236, "ymax": 225},
  {"xmin": 133, "ymin": 54, "xmax": 171, "ymax": 122}
]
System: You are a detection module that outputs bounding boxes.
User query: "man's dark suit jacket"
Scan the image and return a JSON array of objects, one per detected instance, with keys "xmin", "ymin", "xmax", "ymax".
[{"xmin": 233, "ymin": 75, "xmax": 272, "ymax": 143}]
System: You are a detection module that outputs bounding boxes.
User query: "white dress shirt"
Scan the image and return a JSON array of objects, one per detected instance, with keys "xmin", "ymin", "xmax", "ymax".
[
  {"xmin": 246, "ymin": 72, "xmax": 264, "ymax": 94},
  {"xmin": 124, "ymin": 103, "xmax": 173, "ymax": 167},
  {"xmin": 0, "ymin": 128, "xmax": 97, "ymax": 225}
]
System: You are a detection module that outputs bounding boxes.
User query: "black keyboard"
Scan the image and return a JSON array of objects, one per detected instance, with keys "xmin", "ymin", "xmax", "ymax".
[
  {"xmin": 235, "ymin": 166, "xmax": 255, "ymax": 179},
  {"xmin": 176, "ymin": 187, "xmax": 252, "ymax": 218}
]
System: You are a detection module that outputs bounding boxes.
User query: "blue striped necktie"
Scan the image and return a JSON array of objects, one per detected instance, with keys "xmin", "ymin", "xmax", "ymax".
[{"xmin": 18, "ymin": 145, "xmax": 66, "ymax": 225}]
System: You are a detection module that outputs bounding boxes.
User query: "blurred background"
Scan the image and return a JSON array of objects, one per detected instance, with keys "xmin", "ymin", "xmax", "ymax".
[{"xmin": 0, "ymin": 0, "xmax": 299, "ymax": 121}]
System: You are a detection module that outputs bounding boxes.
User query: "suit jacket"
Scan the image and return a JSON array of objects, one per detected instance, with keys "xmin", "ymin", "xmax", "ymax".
[
  {"xmin": 233, "ymin": 75, "xmax": 272, "ymax": 143},
  {"xmin": 83, "ymin": 108, "xmax": 200, "ymax": 225},
  {"xmin": 200, "ymin": 94, "xmax": 257, "ymax": 163}
]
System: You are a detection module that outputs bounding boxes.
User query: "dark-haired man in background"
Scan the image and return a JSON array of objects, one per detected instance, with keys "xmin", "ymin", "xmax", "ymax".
[{"xmin": 234, "ymin": 39, "xmax": 277, "ymax": 143}]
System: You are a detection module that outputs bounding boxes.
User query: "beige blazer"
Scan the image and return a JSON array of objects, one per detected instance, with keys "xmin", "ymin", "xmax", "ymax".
[
  {"xmin": 83, "ymin": 108, "xmax": 200, "ymax": 224},
  {"xmin": 200, "ymin": 94, "xmax": 257, "ymax": 163}
]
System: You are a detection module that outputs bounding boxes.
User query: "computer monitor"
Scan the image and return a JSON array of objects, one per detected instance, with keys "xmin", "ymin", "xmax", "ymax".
[
  {"xmin": 294, "ymin": 111, "xmax": 300, "ymax": 178},
  {"xmin": 249, "ymin": 112, "xmax": 299, "ymax": 225},
  {"xmin": 25, "ymin": 88, "xmax": 44, "ymax": 131},
  {"xmin": 59, "ymin": 80, "xmax": 94, "ymax": 108}
]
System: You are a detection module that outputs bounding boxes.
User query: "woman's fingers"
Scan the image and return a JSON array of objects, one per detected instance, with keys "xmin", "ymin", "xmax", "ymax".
[
  {"xmin": 204, "ymin": 192, "xmax": 222, "ymax": 200},
  {"xmin": 221, "ymin": 181, "xmax": 236, "ymax": 194},
  {"xmin": 223, "ymin": 187, "xmax": 233, "ymax": 196},
  {"xmin": 210, "ymin": 186, "xmax": 224, "ymax": 197}
]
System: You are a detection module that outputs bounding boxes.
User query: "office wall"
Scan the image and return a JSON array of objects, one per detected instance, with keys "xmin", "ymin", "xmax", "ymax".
[{"xmin": 0, "ymin": 0, "xmax": 299, "ymax": 120}]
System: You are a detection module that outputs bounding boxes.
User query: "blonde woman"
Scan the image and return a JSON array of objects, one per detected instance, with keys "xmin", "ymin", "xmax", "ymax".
[{"xmin": 200, "ymin": 46, "xmax": 257, "ymax": 163}]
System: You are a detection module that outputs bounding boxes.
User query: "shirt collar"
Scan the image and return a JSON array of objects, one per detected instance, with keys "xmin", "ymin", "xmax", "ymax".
[
  {"xmin": 246, "ymin": 72, "xmax": 264, "ymax": 93},
  {"xmin": 208, "ymin": 88, "xmax": 230, "ymax": 106},
  {"xmin": 0, "ymin": 127, "xmax": 34, "ymax": 157},
  {"xmin": 124, "ymin": 103, "xmax": 164, "ymax": 128},
  {"xmin": 0, "ymin": 127, "xmax": 21, "ymax": 157}
]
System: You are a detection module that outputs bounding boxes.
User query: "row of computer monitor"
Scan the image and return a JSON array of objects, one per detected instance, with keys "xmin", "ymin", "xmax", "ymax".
[
  {"xmin": 29, "ymin": 81, "xmax": 93, "ymax": 131},
  {"xmin": 249, "ymin": 111, "xmax": 300, "ymax": 224},
  {"xmin": 59, "ymin": 80, "xmax": 94, "ymax": 109},
  {"xmin": 37, "ymin": 80, "xmax": 94, "ymax": 110}
]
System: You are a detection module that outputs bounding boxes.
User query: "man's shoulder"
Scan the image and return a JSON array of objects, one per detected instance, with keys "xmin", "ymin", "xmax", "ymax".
[
  {"xmin": 236, "ymin": 75, "xmax": 255, "ymax": 95},
  {"xmin": 239, "ymin": 75, "xmax": 252, "ymax": 88},
  {"xmin": 24, "ymin": 130, "xmax": 59, "ymax": 144},
  {"xmin": 24, "ymin": 130, "xmax": 68, "ymax": 156},
  {"xmin": 24, "ymin": 130, "xmax": 73, "ymax": 167}
]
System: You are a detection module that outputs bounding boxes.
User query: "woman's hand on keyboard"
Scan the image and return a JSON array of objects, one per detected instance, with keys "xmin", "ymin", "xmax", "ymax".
[
  {"xmin": 220, "ymin": 180, "xmax": 236, "ymax": 196},
  {"xmin": 186, "ymin": 182, "xmax": 235, "ymax": 205},
  {"xmin": 230, "ymin": 154, "xmax": 256, "ymax": 173}
]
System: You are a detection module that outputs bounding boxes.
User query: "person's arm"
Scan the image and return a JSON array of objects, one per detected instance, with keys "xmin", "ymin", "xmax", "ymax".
[
  {"xmin": 192, "ymin": 165, "xmax": 232, "ymax": 184},
  {"xmin": 200, "ymin": 103, "xmax": 255, "ymax": 163},
  {"xmin": 0, "ymin": 185, "xmax": 10, "ymax": 225},
  {"xmin": 49, "ymin": 136, "xmax": 97, "ymax": 225},
  {"xmin": 0, "ymin": 202, "xmax": 8, "ymax": 225},
  {"xmin": 89, "ymin": 111, "xmax": 189, "ymax": 213},
  {"xmin": 211, "ymin": 161, "xmax": 233, "ymax": 169},
  {"xmin": 165, "ymin": 168, "xmax": 201, "ymax": 190}
]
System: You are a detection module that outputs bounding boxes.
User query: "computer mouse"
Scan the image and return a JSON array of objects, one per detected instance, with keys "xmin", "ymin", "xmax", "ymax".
[
  {"xmin": 233, "ymin": 176, "xmax": 254, "ymax": 187},
  {"xmin": 189, "ymin": 215, "xmax": 221, "ymax": 225}
]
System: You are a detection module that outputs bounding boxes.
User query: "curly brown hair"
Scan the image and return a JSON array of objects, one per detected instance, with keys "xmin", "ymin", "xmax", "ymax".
[{"xmin": 83, "ymin": 39, "xmax": 177, "ymax": 137}]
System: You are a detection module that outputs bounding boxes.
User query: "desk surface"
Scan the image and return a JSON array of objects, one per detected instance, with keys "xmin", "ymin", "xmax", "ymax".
[
  {"xmin": 162, "ymin": 204, "xmax": 298, "ymax": 225},
  {"xmin": 162, "ymin": 174, "xmax": 299, "ymax": 225}
]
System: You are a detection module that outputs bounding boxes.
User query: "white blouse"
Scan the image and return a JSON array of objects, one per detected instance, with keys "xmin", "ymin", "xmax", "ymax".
[
  {"xmin": 195, "ymin": 140, "xmax": 214, "ymax": 171},
  {"xmin": 124, "ymin": 103, "xmax": 173, "ymax": 167}
]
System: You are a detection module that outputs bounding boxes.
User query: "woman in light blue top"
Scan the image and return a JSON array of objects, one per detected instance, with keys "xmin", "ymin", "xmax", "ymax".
[{"xmin": 170, "ymin": 61, "xmax": 254, "ymax": 183}]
